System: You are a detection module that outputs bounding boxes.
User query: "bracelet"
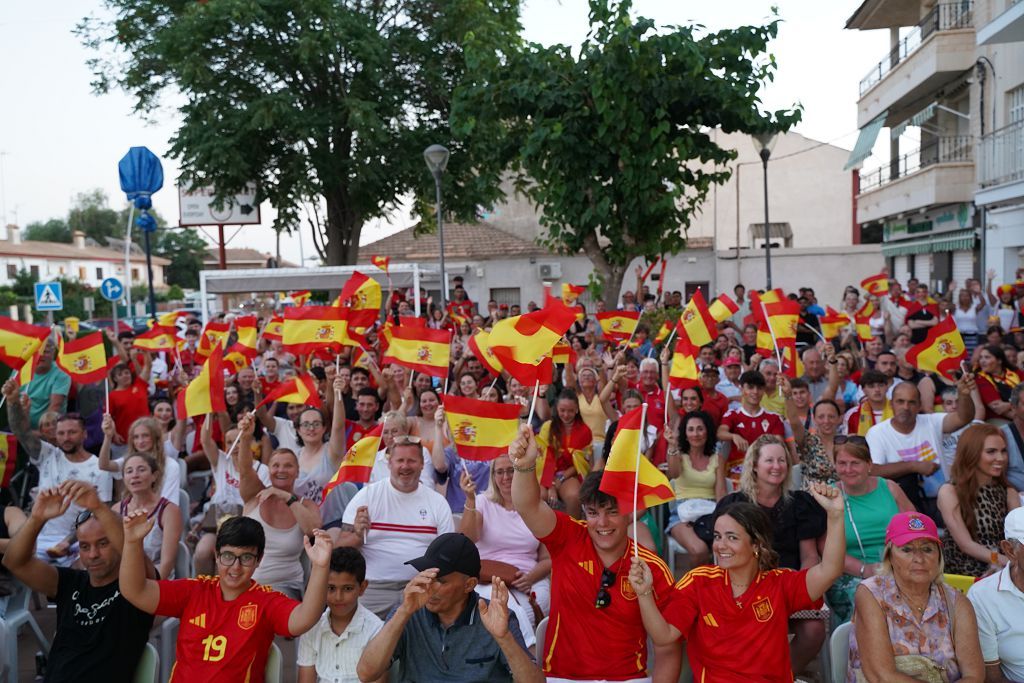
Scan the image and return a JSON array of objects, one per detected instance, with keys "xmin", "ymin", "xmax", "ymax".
[
  {"xmin": 636, "ymin": 588, "xmax": 654, "ymax": 598},
  {"xmin": 463, "ymin": 505, "xmax": 476, "ymax": 512},
  {"xmin": 512, "ymin": 463, "xmax": 536, "ymax": 473},
  {"xmin": 859, "ymin": 564, "xmax": 865, "ymax": 578},
  {"xmin": 666, "ymin": 448, "xmax": 681, "ymax": 457},
  {"xmin": 990, "ymin": 550, "xmax": 999, "ymax": 565}
]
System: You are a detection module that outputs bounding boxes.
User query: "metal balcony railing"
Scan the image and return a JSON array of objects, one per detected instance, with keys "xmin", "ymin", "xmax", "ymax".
[
  {"xmin": 859, "ymin": 2, "xmax": 974, "ymax": 95},
  {"xmin": 860, "ymin": 136, "xmax": 974, "ymax": 191},
  {"xmin": 979, "ymin": 119, "xmax": 1024, "ymax": 188}
]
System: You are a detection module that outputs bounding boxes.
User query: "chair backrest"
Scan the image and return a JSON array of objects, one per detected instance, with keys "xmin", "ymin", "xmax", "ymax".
[
  {"xmin": 132, "ymin": 642, "xmax": 159, "ymax": 683},
  {"xmin": 178, "ymin": 489, "xmax": 190, "ymax": 542},
  {"xmin": 830, "ymin": 620, "xmax": 852, "ymax": 683},
  {"xmin": 943, "ymin": 573, "xmax": 975, "ymax": 594},
  {"xmin": 265, "ymin": 642, "xmax": 282, "ymax": 683},
  {"xmin": 535, "ymin": 616, "xmax": 549, "ymax": 654},
  {"xmin": 174, "ymin": 541, "xmax": 193, "ymax": 579}
]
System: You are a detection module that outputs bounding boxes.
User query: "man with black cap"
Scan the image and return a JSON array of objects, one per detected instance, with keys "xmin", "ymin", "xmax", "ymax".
[{"xmin": 356, "ymin": 533, "xmax": 542, "ymax": 682}]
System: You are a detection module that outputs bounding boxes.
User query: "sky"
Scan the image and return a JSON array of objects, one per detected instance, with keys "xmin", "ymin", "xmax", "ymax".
[{"xmin": 0, "ymin": 1, "xmax": 889, "ymax": 268}]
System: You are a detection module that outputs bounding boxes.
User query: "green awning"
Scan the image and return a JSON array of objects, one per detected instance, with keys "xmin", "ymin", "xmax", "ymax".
[
  {"xmin": 881, "ymin": 229, "xmax": 977, "ymax": 257},
  {"xmin": 844, "ymin": 112, "xmax": 888, "ymax": 171}
]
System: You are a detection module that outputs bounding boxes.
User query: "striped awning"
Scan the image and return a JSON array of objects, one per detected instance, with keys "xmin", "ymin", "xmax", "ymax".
[
  {"xmin": 891, "ymin": 103, "xmax": 937, "ymax": 139},
  {"xmin": 844, "ymin": 112, "xmax": 888, "ymax": 171},
  {"xmin": 881, "ymin": 229, "xmax": 977, "ymax": 257}
]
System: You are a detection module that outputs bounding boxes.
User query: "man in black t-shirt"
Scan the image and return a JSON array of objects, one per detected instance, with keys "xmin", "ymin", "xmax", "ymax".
[{"xmin": 3, "ymin": 480, "xmax": 154, "ymax": 682}]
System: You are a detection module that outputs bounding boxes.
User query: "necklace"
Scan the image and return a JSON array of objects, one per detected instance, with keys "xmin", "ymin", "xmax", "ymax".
[{"xmin": 896, "ymin": 580, "xmax": 931, "ymax": 616}]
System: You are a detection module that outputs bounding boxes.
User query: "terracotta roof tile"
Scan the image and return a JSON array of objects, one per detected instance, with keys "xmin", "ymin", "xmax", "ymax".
[
  {"xmin": 359, "ymin": 222, "xmax": 548, "ymax": 261},
  {"xmin": 0, "ymin": 239, "xmax": 170, "ymax": 265}
]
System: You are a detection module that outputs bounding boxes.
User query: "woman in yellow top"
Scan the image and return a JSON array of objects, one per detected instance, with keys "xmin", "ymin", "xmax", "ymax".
[{"xmin": 568, "ymin": 363, "xmax": 621, "ymax": 467}]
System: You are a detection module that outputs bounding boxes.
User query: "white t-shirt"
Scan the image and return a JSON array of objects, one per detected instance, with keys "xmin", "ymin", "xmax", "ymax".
[
  {"xmin": 211, "ymin": 450, "xmax": 271, "ymax": 508},
  {"xmin": 967, "ymin": 565, "xmax": 1024, "ymax": 683},
  {"xmin": 342, "ymin": 479, "xmax": 454, "ymax": 582},
  {"xmin": 272, "ymin": 416, "xmax": 302, "ymax": 453},
  {"xmin": 368, "ymin": 447, "xmax": 435, "ymax": 490},
  {"xmin": 32, "ymin": 443, "xmax": 114, "ymax": 541},
  {"xmin": 866, "ymin": 413, "xmax": 947, "ymax": 496},
  {"xmin": 110, "ymin": 453, "xmax": 183, "ymax": 501}
]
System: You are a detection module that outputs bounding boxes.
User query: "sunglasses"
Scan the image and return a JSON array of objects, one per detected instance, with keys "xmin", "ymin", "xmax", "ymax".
[
  {"xmin": 74, "ymin": 510, "xmax": 93, "ymax": 529},
  {"xmin": 595, "ymin": 568, "xmax": 616, "ymax": 609},
  {"xmin": 392, "ymin": 435, "xmax": 422, "ymax": 446},
  {"xmin": 834, "ymin": 435, "xmax": 868, "ymax": 446}
]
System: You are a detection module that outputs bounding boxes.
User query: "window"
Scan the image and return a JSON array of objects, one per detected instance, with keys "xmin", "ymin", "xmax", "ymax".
[
  {"xmin": 5, "ymin": 265, "xmax": 15, "ymax": 279},
  {"xmin": 96, "ymin": 267, "xmax": 103, "ymax": 279},
  {"xmin": 1009, "ymin": 84, "xmax": 1024, "ymax": 125},
  {"xmin": 684, "ymin": 282, "xmax": 710, "ymax": 302},
  {"xmin": 489, "ymin": 287, "xmax": 521, "ymax": 307},
  {"xmin": 132, "ymin": 268, "xmax": 140, "ymax": 280},
  {"xmin": 30, "ymin": 265, "xmax": 39, "ymax": 279},
  {"xmin": 78, "ymin": 267, "xmax": 87, "ymax": 280}
]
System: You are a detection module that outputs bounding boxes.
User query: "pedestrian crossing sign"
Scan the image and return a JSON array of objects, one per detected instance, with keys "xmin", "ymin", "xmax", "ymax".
[{"xmin": 34, "ymin": 282, "xmax": 63, "ymax": 311}]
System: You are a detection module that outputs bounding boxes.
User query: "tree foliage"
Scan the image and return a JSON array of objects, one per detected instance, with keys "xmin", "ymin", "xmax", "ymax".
[
  {"xmin": 24, "ymin": 219, "xmax": 71, "ymax": 243},
  {"xmin": 154, "ymin": 228, "xmax": 209, "ymax": 290},
  {"xmin": 455, "ymin": 0, "xmax": 801, "ymax": 304},
  {"xmin": 77, "ymin": 0, "xmax": 522, "ymax": 265}
]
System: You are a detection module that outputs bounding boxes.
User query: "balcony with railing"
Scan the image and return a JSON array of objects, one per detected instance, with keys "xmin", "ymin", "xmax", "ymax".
[
  {"xmin": 976, "ymin": 120, "xmax": 1024, "ymax": 206},
  {"xmin": 857, "ymin": 136, "xmax": 976, "ymax": 223},
  {"xmin": 856, "ymin": 2, "xmax": 975, "ymax": 127}
]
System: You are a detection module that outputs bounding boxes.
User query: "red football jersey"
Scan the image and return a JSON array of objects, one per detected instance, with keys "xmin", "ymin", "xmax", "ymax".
[
  {"xmin": 537, "ymin": 512, "xmax": 675, "ymax": 681},
  {"xmin": 664, "ymin": 566, "xmax": 820, "ymax": 682},
  {"xmin": 719, "ymin": 408, "xmax": 786, "ymax": 477},
  {"xmin": 156, "ymin": 576, "xmax": 298, "ymax": 683}
]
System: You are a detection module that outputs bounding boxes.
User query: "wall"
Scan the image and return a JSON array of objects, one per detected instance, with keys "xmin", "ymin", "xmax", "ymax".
[
  {"xmin": 984, "ymin": 204, "xmax": 1024, "ymax": 281},
  {"xmin": 0, "ymin": 256, "xmax": 165, "ymax": 288}
]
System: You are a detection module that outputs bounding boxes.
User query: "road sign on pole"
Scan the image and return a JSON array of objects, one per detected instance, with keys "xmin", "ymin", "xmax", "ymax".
[
  {"xmin": 100, "ymin": 277, "xmax": 124, "ymax": 302},
  {"xmin": 34, "ymin": 282, "xmax": 63, "ymax": 311}
]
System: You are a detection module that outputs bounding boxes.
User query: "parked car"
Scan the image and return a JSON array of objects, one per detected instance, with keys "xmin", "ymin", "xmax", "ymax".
[{"xmin": 81, "ymin": 318, "xmax": 134, "ymax": 334}]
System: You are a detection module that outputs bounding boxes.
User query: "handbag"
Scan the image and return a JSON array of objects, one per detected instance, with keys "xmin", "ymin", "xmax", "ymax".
[
  {"xmin": 855, "ymin": 655, "xmax": 947, "ymax": 683},
  {"xmin": 479, "ymin": 560, "xmax": 519, "ymax": 585}
]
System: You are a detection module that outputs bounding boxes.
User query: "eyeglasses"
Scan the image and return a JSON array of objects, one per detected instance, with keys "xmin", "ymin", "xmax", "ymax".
[
  {"xmin": 217, "ymin": 551, "xmax": 259, "ymax": 567},
  {"xmin": 595, "ymin": 568, "xmax": 616, "ymax": 609},
  {"xmin": 494, "ymin": 468, "xmax": 515, "ymax": 478},
  {"xmin": 392, "ymin": 435, "xmax": 422, "ymax": 446},
  {"xmin": 74, "ymin": 510, "xmax": 93, "ymax": 529},
  {"xmin": 834, "ymin": 435, "xmax": 868, "ymax": 446},
  {"xmin": 299, "ymin": 421, "xmax": 323, "ymax": 429}
]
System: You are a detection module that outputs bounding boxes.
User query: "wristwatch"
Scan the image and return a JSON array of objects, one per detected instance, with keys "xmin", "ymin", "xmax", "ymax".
[{"xmin": 286, "ymin": 494, "xmax": 300, "ymax": 506}]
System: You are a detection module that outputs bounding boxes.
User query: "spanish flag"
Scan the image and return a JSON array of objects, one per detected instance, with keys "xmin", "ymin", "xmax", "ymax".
[
  {"xmin": 853, "ymin": 314, "xmax": 873, "ymax": 342},
  {"xmin": 596, "ymin": 310, "xmax": 641, "ymax": 344},
  {"xmin": 228, "ymin": 315, "xmax": 259, "ymax": 360},
  {"xmin": 488, "ymin": 301, "xmax": 577, "ymax": 384},
  {"xmin": 820, "ymin": 307, "xmax": 849, "ymax": 341},
  {"xmin": 17, "ymin": 351, "xmax": 37, "ymax": 386},
  {"xmin": 56, "ymin": 332, "xmax": 114, "ymax": 384},
  {"xmin": 679, "ymin": 289, "xmax": 718, "ymax": 347},
  {"xmin": 551, "ymin": 340, "xmax": 577, "ymax": 366},
  {"xmin": 861, "ymin": 273, "xmax": 890, "ymax": 296},
  {"xmin": 371, "ymin": 255, "xmax": 390, "ymax": 274},
  {"xmin": 906, "ymin": 316, "xmax": 965, "ymax": 380},
  {"xmin": 708, "ymin": 294, "xmax": 740, "ymax": 322},
  {"xmin": 0, "ymin": 433, "xmax": 16, "ymax": 487},
  {"xmin": 256, "ymin": 374, "xmax": 322, "ymax": 409},
  {"xmin": 669, "ymin": 334, "xmax": 699, "ymax": 389},
  {"xmin": 262, "ymin": 316, "xmax": 284, "ymax": 342},
  {"xmin": 283, "ymin": 306, "xmax": 365, "ymax": 354},
  {"xmin": 156, "ymin": 311, "xmax": 183, "ymax": 327},
  {"xmin": 447, "ymin": 305, "xmax": 470, "ymax": 327},
  {"xmin": 0, "ymin": 318, "xmax": 50, "ymax": 370},
  {"xmin": 779, "ymin": 339, "xmax": 803, "ymax": 378},
  {"xmin": 653, "ymin": 319, "xmax": 673, "ymax": 345},
  {"xmin": 133, "ymin": 324, "xmax": 178, "ymax": 352},
  {"xmin": 335, "ymin": 271, "xmax": 381, "ymax": 332},
  {"xmin": 598, "ymin": 405, "xmax": 674, "ymax": 514},
  {"xmin": 383, "ymin": 326, "xmax": 451, "ymax": 378},
  {"xmin": 289, "ymin": 290, "xmax": 312, "ymax": 306},
  {"xmin": 443, "ymin": 395, "xmax": 520, "ymax": 461},
  {"xmin": 561, "ymin": 283, "xmax": 586, "ymax": 306},
  {"xmin": 762, "ymin": 298, "xmax": 801, "ymax": 343},
  {"xmin": 196, "ymin": 321, "xmax": 230, "ymax": 362},
  {"xmin": 322, "ymin": 423, "xmax": 383, "ymax": 492},
  {"xmin": 176, "ymin": 344, "xmax": 227, "ymax": 418},
  {"xmin": 467, "ymin": 331, "xmax": 503, "ymax": 377}
]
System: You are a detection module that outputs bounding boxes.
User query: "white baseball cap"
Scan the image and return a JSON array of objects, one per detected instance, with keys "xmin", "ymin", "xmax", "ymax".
[{"xmin": 1005, "ymin": 508, "xmax": 1024, "ymax": 543}]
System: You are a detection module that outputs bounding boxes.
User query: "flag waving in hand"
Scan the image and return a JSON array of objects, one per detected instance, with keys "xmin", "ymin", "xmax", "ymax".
[
  {"xmin": 488, "ymin": 300, "xmax": 577, "ymax": 385},
  {"xmin": 598, "ymin": 405, "xmax": 674, "ymax": 515},
  {"xmin": 56, "ymin": 331, "xmax": 115, "ymax": 384},
  {"xmin": 906, "ymin": 317, "xmax": 966, "ymax": 380}
]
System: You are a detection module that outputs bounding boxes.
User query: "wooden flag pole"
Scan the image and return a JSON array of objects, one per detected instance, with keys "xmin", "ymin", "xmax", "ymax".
[
  {"xmin": 526, "ymin": 380, "xmax": 541, "ymax": 426},
  {"xmin": 633, "ymin": 402, "xmax": 649, "ymax": 560}
]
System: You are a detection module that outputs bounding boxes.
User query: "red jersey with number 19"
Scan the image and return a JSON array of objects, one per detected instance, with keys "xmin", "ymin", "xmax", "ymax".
[
  {"xmin": 664, "ymin": 565, "xmax": 820, "ymax": 682},
  {"xmin": 156, "ymin": 576, "xmax": 299, "ymax": 683},
  {"xmin": 537, "ymin": 512, "xmax": 675, "ymax": 680}
]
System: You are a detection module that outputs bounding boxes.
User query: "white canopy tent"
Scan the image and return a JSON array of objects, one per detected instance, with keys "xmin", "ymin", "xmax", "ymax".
[{"xmin": 198, "ymin": 263, "xmax": 441, "ymax": 324}]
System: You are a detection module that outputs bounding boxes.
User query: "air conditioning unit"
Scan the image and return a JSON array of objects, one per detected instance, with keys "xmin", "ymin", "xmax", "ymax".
[{"xmin": 538, "ymin": 263, "xmax": 562, "ymax": 279}]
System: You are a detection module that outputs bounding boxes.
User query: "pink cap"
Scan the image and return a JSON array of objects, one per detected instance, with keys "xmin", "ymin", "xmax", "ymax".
[
  {"xmin": 885, "ymin": 511, "xmax": 941, "ymax": 547},
  {"xmin": 723, "ymin": 357, "xmax": 742, "ymax": 367}
]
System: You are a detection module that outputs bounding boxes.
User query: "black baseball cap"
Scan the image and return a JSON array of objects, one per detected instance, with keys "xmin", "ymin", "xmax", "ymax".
[{"xmin": 406, "ymin": 533, "xmax": 481, "ymax": 578}]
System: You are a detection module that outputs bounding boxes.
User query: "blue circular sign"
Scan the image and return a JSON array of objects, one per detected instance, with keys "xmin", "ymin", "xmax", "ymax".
[{"xmin": 100, "ymin": 277, "xmax": 124, "ymax": 302}]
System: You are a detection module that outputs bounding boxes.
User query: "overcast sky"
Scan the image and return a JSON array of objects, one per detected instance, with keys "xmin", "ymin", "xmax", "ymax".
[{"xmin": 0, "ymin": 1, "xmax": 887, "ymax": 267}]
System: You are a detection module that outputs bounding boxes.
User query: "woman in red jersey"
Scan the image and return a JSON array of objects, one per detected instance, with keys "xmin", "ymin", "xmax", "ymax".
[{"xmin": 627, "ymin": 482, "xmax": 846, "ymax": 682}]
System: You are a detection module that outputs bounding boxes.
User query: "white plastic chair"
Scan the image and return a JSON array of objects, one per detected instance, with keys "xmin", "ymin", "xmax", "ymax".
[
  {"xmin": 830, "ymin": 621, "xmax": 852, "ymax": 683},
  {"xmin": 0, "ymin": 582, "xmax": 50, "ymax": 680},
  {"xmin": 159, "ymin": 617, "xmax": 178, "ymax": 683},
  {"xmin": 173, "ymin": 541, "xmax": 193, "ymax": 580},
  {"xmin": 535, "ymin": 616, "xmax": 548, "ymax": 654},
  {"xmin": 177, "ymin": 489, "xmax": 191, "ymax": 543},
  {"xmin": 133, "ymin": 642, "xmax": 160, "ymax": 683},
  {"xmin": 265, "ymin": 642, "xmax": 282, "ymax": 683},
  {"xmin": 665, "ymin": 536, "xmax": 689, "ymax": 578}
]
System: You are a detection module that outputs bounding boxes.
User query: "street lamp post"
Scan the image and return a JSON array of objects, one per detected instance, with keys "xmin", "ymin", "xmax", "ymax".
[
  {"xmin": 752, "ymin": 132, "xmax": 778, "ymax": 290},
  {"xmin": 423, "ymin": 144, "xmax": 450, "ymax": 311}
]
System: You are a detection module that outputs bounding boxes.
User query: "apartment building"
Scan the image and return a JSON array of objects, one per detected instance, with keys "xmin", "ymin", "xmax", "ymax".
[{"xmin": 845, "ymin": 0, "xmax": 1024, "ymax": 290}]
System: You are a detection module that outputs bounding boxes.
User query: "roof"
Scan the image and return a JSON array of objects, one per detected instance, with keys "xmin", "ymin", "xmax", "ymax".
[
  {"xmin": 846, "ymin": 0, "xmax": 921, "ymax": 30},
  {"xmin": 358, "ymin": 221, "xmax": 549, "ymax": 262},
  {"xmin": 0, "ymin": 238, "xmax": 170, "ymax": 265},
  {"xmin": 203, "ymin": 248, "xmax": 297, "ymax": 268}
]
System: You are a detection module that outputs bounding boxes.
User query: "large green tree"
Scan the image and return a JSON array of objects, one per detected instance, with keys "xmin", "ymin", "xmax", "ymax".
[
  {"xmin": 455, "ymin": 0, "xmax": 801, "ymax": 303},
  {"xmin": 154, "ymin": 228, "xmax": 210, "ymax": 289},
  {"xmin": 77, "ymin": 0, "xmax": 521, "ymax": 265}
]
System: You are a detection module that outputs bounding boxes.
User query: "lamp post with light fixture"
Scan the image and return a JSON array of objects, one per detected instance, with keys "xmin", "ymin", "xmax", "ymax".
[
  {"xmin": 423, "ymin": 144, "xmax": 450, "ymax": 311},
  {"xmin": 752, "ymin": 132, "xmax": 778, "ymax": 289}
]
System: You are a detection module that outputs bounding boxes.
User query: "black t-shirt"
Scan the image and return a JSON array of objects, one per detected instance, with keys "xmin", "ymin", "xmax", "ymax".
[
  {"xmin": 907, "ymin": 308, "xmax": 936, "ymax": 345},
  {"xmin": 714, "ymin": 491, "xmax": 826, "ymax": 570},
  {"xmin": 47, "ymin": 568, "xmax": 154, "ymax": 683}
]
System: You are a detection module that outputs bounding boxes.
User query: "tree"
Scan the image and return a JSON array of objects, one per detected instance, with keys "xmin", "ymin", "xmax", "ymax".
[
  {"xmin": 154, "ymin": 228, "xmax": 209, "ymax": 290},
  {"xmin": 68, "ymin": 189, "xmax": 123, "ymax": 245},
  {"xmin": 455, "ymin": 0, "xmax": 801, "ymax": 304},
  {"xmin": 24, "ymin": 219, "xmax": 71, "ymax": 243},
  {"xmin": 77, "ymin": 0, "xmax": 521, "ymax": 265}
]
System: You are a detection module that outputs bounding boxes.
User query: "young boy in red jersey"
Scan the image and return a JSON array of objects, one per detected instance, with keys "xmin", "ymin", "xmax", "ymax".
[{"xmin": 119, "ymin": 514, "xmax": 332, "ymax": 682}]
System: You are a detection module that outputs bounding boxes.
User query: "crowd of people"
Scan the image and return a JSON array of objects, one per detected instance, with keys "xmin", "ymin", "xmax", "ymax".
[{"xmin": 0, "ymin": 265, "xmax": 1023, "ymax": 682}]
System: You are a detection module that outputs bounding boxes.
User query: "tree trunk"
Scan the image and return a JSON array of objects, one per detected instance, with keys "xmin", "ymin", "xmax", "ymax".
[
  {"xmin": 323, "ymin": 185, "xmax": 361, "ymax": 266},
  {"xmin": 582, "ymin": 231, "xmax": 625, "ymax": 308}
]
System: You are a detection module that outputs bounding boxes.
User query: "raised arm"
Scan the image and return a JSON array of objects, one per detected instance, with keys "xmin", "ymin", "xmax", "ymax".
[
  {"xmin": 429, "ymin": 407, "xmax": 450, "ymax": 474},
  {"xmin": 509, "ymin": 425, "xmax": 556, "ymax": 539},
  {"xmin": 97, "ymin": 414, "xmax": 120, "ymax": 473},
  {"xmin": 119, "ymin": 510, "xmax": 162, "ymax": 614},
  {"xmin": 804, "ymin": 482, "xmax": 845, "ymax": 600},
  {"xmin": 327, "ymin": 378, "xmax": 348, "ymax": 469},
  {"xmin": 357, "ymin": 569, "xmax": 436, "ymax": 681},
  {"xmin": 942, "ymin": 372, "xmax": 977, "ymax": 434},
  {"xmin": 478, "ymin": 578, "xmax": 545, "ymax": 683},
  {"xmin": 198, "ymin": 413, "xmax": 220, "ymax": 470},
  {"xmin": 235, "ymin": 413, "xmax": 265, "ymax": 503},
  {"xmin": 287, "ymin": 530, "xmax": 332, "ymax": 636},
  {"xmin": 458, "ymin": 469, "xmax": 483, "ymax": 542},
  {"xmin": 4, "ymin": 378, "xmax": 41, "ymax": 459},
  {"xmin": 627, "ymin": 557, "xmax": 683, "ymax": 645},
  {"xmin": 2, "ymin": 487, "xmax": 64, "ymax": 597}
]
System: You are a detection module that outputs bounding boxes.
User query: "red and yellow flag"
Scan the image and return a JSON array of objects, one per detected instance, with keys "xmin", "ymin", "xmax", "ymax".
[
  {"xmin": 256, "ymin": 374, "xmax": 322, "ymax": 409},
  {"xmin": 176, "ymin": 344, "xmax": 227, "ymax": 418},
  {"xmin": 443, "ymin": 395, "xmax": 521, "ymax": 461},
  {"xmin": 228, "ymin": 315, "xmax": 259, "ymax": 360},
  {"xmin": 669, "ymin": 334, "xmax": 699, "ymax": 389},
  {"xmin": 133, "ymin": 324, "xmax": 178, "ymax": 352},
  {"xmin": 467, "ymin": 331, "xmax": 503, "ymax": 377},
  {"xmin": 56, "ymin": 332, "xmax": 113, "ymax": 384},
  {"xmin": 322, "ymin": 423, "xmax": 384, "ymax": 492},
  {"xmin": 861, "ymin": 273, "xmax": 890, "ymax": 296},
  {"xmin": 283, "ymin": 306, "xmax": 365, "ymax": 355},
  {"xmin": 653, "ymin": 319, "xmax": 673, "ymax": 345},
  {"xmin": 708, "ymin": 294, "xmax": 740, "ymax": 322},
  {"xmin": 561, "ymin": 283, "xmax": 586, "ymax": 306},
  {"xmin": 598, "ymin": 405, "xmax": 674, "ymax": 514},
  {"xmin": 156, "ymin": 311, "xmax": 183, "ymax": 327},
  {"xmin": 906, "ymin": 317, "xmax": 966, "ymax": 380},
  {"xmin": 17, "ymin": 351, "xmax": 38, "ymax": 386},
  {"xmin": 779, "ymin": 340, "xmax": 802, "ymax": 378},
  {"xmin": 550, "ymin": 340, "xmax": 577, "ymax": 366},
  {"xmin": 196, "ymin": 321, "xmax": 230, "ymax": 362},
  {"xmin": 762, "ymin": 299, "xmax": 801, "ymax": 342},
  {"xmin": 371, "ymin": 255, "xmax": 390, "ymax": 274},
  {"xmin": 820, "ymin": 307, "xmax": 849, "ymax": 341},
  {"xmin": 679, "ymin": 289, "xmax": 719, "ymax": 347},
  {"xmin": 488, "ymin": 301, "xmax": 577, "ymax": 384},
  {"xmin": 335, "ymin": 271, "xmax": 381, "ymax": 332},
  {"xmin": 289, "ymin": 290, "xmax": 312, "ymax": 307},
  {"xmin": 596, "ymin": 310, "xmax": 641, "ymax": 344},
  {"xmin": 383, "ymin": 325, "xmax": 451, "ymax": 378},
  {"xmin": 0, "ymin": 433, "xmax": 16, "ymax": 488},
  {"xmin": 0, "ymin": 318, "xmax": 50, "ymax": 370},
  {"xmin": 262, "ymin": 316, "xmax": 284, "ymax": 342}
]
